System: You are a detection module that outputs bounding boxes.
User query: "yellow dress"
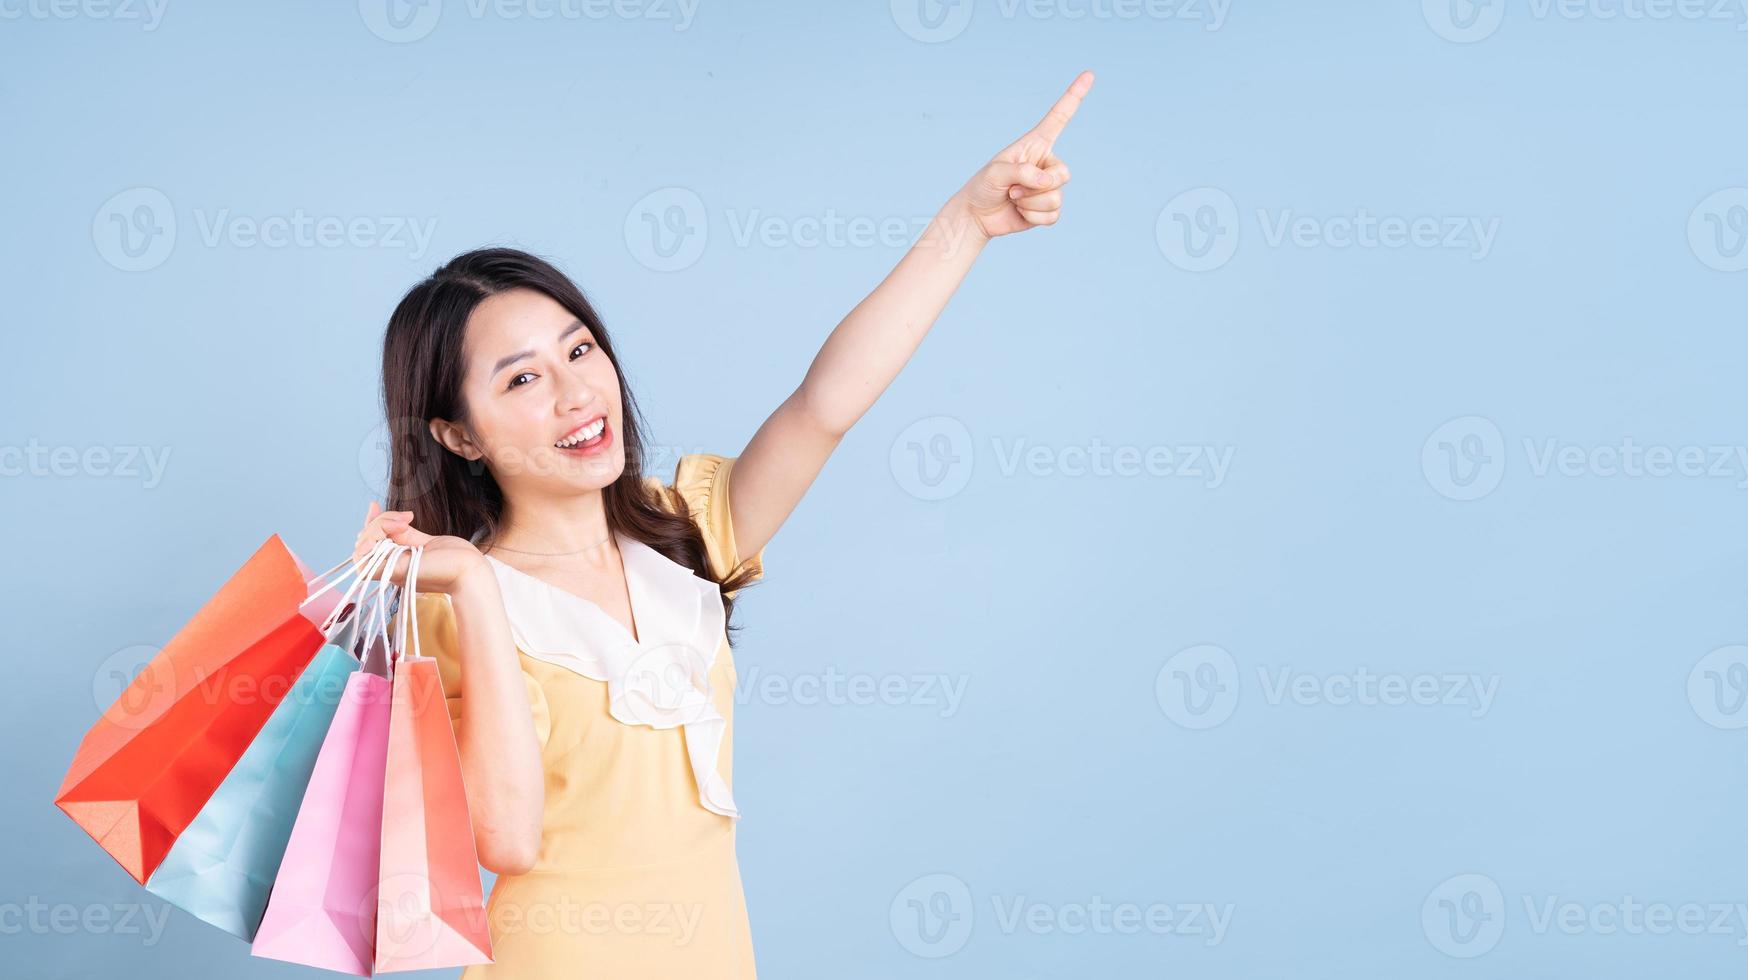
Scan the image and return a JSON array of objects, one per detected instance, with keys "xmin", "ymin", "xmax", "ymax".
[{"xmin": 415, "ymin": 454, "xmax": 764, "ymax": 979}]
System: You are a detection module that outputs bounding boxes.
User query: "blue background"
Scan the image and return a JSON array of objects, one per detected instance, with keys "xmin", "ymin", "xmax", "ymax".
[{"xmin": 5, "ymin": 0, "xmax": 1748, "ymax": 976}]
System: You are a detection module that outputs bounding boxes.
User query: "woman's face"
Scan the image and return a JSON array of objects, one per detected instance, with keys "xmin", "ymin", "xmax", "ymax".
[{"xmin": 432, "ymin": 286, "xmax": 625, "ymax": 496}]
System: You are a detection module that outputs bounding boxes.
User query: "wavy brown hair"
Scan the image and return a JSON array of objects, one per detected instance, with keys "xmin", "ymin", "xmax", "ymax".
[{"xmin": 378, "ymin": 247, "xmax": 758, "ymax": 643}]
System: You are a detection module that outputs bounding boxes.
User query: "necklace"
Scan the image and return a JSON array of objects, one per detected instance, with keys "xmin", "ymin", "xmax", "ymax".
[{"xmin": 483, "ymin": 532, "xmax": 613, "ymax": 557}]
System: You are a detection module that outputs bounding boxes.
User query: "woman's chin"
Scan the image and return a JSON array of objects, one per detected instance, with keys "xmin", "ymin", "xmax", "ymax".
[
  {"xmin": 490, "ymin": 445, "xmax": 624, "ymax": 490},
  {"xmin": 556, "ymin": 449, "xmax": 625, "ymax": 489}
]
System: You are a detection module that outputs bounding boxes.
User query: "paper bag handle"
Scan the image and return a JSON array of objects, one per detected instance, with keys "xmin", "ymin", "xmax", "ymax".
[
  {"xmin": 313, "ymin": 539, "xmax": 398, "ymax": 638},
  {"xmin": 363, "ymin": 543, "xmax": 410, "ymax": 676},
  {"xmin": 392, "ymin": 546, "xmax": 424, "ymax": 664},
  {"xmin": 320, "ymin": 540, "xmax": 401, "ymax": 647},
  {"xmin": 304, "ymin": 538, "xmax": 398, "ymax": 623}
]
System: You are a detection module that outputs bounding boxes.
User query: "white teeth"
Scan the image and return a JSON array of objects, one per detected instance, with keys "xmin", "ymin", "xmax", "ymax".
[{"xmin": 555, "ymin": 419, "xmax": 605, "ymax": 448}]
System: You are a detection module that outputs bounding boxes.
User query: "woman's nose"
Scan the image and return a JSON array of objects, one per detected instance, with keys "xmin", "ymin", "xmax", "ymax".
[{"xmin": 553, "ymin": 370, "xmax": 596, "ymax": 413}]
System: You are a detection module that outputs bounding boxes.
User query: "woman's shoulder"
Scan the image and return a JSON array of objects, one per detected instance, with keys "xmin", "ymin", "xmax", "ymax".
[
  {"xmin": 645, "ymin": 452, "xmax": 763, "ymax": 585},
  {"xmin": 642, "ymin": 452, "xmax": 733, "ymax": 517}
]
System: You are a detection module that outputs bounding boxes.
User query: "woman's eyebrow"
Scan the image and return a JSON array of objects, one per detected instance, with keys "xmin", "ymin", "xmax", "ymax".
[{"xmin": 489, "ymin": 320, "xmax": 587, "ymax": 376}]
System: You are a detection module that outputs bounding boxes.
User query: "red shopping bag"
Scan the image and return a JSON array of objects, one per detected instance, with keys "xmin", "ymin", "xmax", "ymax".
[
  {"xmin": 375, "ymin": 547, "xmax": 493, "ymax": 973},
  {"xmin": 55, "ymin": 535, "xmax": 342, "ymax": 884}
]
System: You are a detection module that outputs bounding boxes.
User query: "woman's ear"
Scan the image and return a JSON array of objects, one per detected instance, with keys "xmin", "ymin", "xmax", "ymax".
[{"xmin": 428, "ymin": 417, "xmax": 483, "ymax": 461}]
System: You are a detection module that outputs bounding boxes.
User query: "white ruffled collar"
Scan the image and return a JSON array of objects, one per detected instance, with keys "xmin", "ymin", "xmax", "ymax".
[{"xmin": 469, "ymin": 529, "xmax": 739, "ymax": 819}]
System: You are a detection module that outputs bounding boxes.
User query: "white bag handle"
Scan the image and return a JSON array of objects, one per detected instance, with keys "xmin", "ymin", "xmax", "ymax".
[
  {"xmin": 323, "ymin": 542, "xmax": 403, "ymax": 651},
  {"xmin": 306, "ymin": 538, "xmax": 394, "ymax": 624},
  {"xmin": 302, "ymin": 553, "xmax": 361, "ymax": 590},
  {"xmin": 362, "ymin": 543, "xmax": 409, "ymax": 676},
  {"xmin": 393, "ymin": 546, "xmax": 424, "ymax": 664},
  {"xmin": 328, "ymin": 589, "xmax": 374, "ymax": 656},
  {"xmin": 302, "ymin": 545, "xmax": 388, "ymax": 614},
  {"xmin": 314, "ymin": 539, "xmax": 399, "ymax": 637}
]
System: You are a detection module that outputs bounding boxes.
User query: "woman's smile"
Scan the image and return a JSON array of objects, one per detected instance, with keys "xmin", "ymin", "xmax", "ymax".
[{"xmin": 554, "ymin": 416, "xmax": 612, "ymax": 456}]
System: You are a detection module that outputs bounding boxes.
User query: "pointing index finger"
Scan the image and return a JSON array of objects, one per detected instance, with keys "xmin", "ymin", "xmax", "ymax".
[{"xmin": 1031, "ymin": 70, "xmax": 1095, "ymax": 146}]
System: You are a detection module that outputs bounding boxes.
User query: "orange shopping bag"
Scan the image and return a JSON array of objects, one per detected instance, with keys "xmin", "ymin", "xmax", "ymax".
[
  {"xmin": 55, "ymin": 535, "xmax": 345, "ymax": 884},
  {"xmin": 374, "ymin": 547, "xmax": 494, "ymax": 973}
]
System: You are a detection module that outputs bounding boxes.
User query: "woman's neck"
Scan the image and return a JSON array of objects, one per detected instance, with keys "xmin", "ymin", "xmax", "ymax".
[{"xmin": 488, "ymin": 489, "xmax": 616, "ymax": 565}]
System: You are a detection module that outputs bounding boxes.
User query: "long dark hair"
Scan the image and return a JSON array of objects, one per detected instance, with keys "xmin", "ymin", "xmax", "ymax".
[{"xmin": 379, "ymin": 247, "xmax": 758, "ymax": 641}]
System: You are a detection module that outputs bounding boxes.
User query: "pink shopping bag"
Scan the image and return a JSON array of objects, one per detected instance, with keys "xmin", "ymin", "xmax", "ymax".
[
  {"xmin": 374, "ymin": 547, "xmax": 493, "ymax": 972},
  {"xmin": 251, "ymin": 543, "xmax": 407, "ymax": 976}
]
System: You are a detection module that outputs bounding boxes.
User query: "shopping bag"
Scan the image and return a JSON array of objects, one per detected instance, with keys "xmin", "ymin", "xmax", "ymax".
[
  {"xmin": 374, "ymin": 547, "xmax": 494, "ymax": 972},
  {"xmin": 252, "ymin": 543, "xmax": 407, "ymax": 976},
  {"xmin": 144, "ymin": 551, "xmax": 388, "ymax": 940},
  {"xmin": 55, "ymin": 534, "xmax": 344, "ymax": 884}
]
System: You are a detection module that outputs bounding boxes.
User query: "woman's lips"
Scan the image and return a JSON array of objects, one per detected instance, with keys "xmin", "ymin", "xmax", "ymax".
[{"xmin": 556, "ymin": 418, "xmax": 612, "ymax": 457}]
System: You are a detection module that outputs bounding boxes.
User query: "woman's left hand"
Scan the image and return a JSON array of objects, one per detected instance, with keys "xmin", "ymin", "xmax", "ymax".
[{"xmin": 956, "ymin": 70, "xmax": 1094, "ymax": 240}]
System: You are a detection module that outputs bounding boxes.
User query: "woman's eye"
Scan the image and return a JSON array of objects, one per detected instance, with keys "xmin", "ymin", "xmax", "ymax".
[{"xmin": 504, "ymin": 343, "xmax": 588, "ymax": 391}]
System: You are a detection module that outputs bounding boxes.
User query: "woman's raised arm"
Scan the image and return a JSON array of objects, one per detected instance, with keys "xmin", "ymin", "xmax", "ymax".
[{"xmin": 731, "ymin": 71, "xmax": 1096, "ymax": 559}]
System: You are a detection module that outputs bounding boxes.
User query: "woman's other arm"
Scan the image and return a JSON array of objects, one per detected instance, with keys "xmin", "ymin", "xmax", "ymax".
[{"xmin": 731, "ymin": 71, "xmax": 1096, "ymax": 558}]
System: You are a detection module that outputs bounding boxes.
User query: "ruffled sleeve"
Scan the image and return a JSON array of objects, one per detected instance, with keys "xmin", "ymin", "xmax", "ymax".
[
  {"xmin": 416, "ymin": 591, "xmax": 552, "ymax": 751},
  {"xmin": 671, "ymin": 453, "xmax": 765, "ymax": 593}
]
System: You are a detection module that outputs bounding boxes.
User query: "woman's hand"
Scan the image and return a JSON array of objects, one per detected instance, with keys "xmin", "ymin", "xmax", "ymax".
[
  {"xmin": 955, "ymin": 70, "xmax": 1094, "ymax": 241},
  {"xmin": 352, "ymin": 500, "xmax": 487, "ymax": 595},
  {"xmin": 356, "ymin": 502, "xmax": 542, "ymax": 873}
]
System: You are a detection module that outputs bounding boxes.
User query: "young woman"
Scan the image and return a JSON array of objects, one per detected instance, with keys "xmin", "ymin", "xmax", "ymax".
[{"xmin": 350, "ymin": 70, "xmax": 1092, "ymax": 978}]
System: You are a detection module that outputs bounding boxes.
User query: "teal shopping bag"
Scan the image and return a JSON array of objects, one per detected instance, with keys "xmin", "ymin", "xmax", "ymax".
[{"xmin": 143, "ymin": 545, "xmax": 399, "ymax": 939}]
